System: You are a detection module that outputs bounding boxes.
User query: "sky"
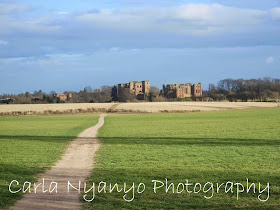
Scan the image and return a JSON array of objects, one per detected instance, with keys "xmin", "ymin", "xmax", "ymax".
[{"xmin": 0, "ymin": 0, "xmax": 280, "ymax": 94}]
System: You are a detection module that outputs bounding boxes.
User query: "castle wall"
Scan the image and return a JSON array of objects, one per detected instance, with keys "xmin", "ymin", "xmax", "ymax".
[
  {"xmin": 134, "ymin": 82, "xmax": 143, "ymax": 95},
  {"xmin": 117, "ymin": 80, "xmax": 150, "ymax": 99},
  {"xmin": 142, "ymin": 81, "xmax": 150, "ymax": 95},
  {"xmin": 162, "ymin": 82, "xmax": 202, "ymax": 98},
  {"xmin": 54, "ymin": 93, "xmax": 72, "ymax": 101},
  {"xmin": 116, "ymin": 81, "xmax": 201, "ymax": 100},
  {"xmin": 192, "ymin": 83, "xmax": 203, "ymax": 97}
]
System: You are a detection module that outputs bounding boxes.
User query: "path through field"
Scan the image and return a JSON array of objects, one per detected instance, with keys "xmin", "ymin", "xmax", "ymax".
[{"xmin": 12, "ymin": 114, "xmax": 107, "ymax": 210}]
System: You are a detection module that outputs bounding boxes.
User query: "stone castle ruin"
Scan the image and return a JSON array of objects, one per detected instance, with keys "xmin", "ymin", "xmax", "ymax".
[
  {"xmin": 115, "ymin": 80, "xmax": 151, "ymax": 100},
  {"xmin": 53, "ymin": 93, "xmax": 72, "ymax": 101},
  {"xmin": 160, "ymin": 82, "xmax": 202, "ymax": 99},
  {"xmin": 113, "ymin": 80, "xmax": 202, "ymax": 101}
]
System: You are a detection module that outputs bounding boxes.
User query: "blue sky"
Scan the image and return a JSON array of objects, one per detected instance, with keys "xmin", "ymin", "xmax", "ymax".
[{"xmin": 0, "ymin": 0, "xmax": 280, "ymax": 94}]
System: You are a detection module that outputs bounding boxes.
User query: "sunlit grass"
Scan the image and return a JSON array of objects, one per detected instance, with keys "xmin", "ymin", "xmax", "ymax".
[{"xmin": 85, "ymin": 108, "xmax": 280, "ymax": 209}]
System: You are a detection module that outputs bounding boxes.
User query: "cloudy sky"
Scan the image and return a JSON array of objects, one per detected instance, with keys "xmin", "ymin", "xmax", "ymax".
[{"xmin": 0, "ymin": 0, "xmax": 280, "ymax": 94}]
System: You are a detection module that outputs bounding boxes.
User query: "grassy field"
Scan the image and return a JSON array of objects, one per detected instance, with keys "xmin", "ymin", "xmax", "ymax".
[
  {"xmin": 0, "ymin": 115, "xmax": 99, "ymax": 209},
  {"xmin": 85, "ymin": 108, "xmax": 280, "ymax": 209}
]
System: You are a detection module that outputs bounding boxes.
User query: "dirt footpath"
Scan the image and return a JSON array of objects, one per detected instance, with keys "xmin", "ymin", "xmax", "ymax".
[{"xmin": 12, "ymin": 114, "xmax": 107, "ymax": 210}]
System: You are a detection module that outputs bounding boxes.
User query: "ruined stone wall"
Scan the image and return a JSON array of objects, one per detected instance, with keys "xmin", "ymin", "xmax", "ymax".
[
  {"xmin": 162, "ymin": 84, "xmax": 178, "ymax": 98},
  {"xmin": 192, "ymin": 83, "xmax": 203, "ymax": 97},
  {"xmin": 162, "ymin": 82, "xmax": 202, "ymax": 98},
  {"xmin": 176, "ymin": 88, "xmax": 186, "ymax": 98},
  {"xmin": 116, "ymin": 80, "xmax": 201, "ymax": 99},
  {"xmin": 67, "ymin": 93, "xmax": 72, "ymax": 100},
  {"xmin": 142, "ymin": 81, "xmax": 150, "ymax": 95},
  {"xmin": 117, "ymin": 80, "xmax": 150, "ymax": 98},
  {"xmin": 134, "ymin": 82, "xmax": 143, "ymax": 95},
  {"xmin": 54, "ymin": 93, "xmax": 72, "ymax": 101}
]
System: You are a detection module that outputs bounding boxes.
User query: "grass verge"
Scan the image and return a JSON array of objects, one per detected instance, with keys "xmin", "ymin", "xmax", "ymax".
[{"xmin": 0, "ymin": 115, "xmax": 99, "ymax": 209}]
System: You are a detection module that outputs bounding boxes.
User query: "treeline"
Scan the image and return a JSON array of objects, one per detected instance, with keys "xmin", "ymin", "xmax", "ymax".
[
  {"xmin": 0, "ymin": 90, "xmax": 55, "ymax": 104},
  {"xmin": 1, "ymin": 77, "xmax": 280, "ymax": 104},
  {"xmin": 0, "ymin": 85, "xmax": 163, "ymax": 104},
  {"xmin": 0, "ymin": 86, "xmax": 113, "ymax": 104},
  {"xmin": 206, "ymin": 77, "xmax": 280, "ymax": 102},
  {"xmin": 72, "ymin": 86, "xmax": 112, "ymax": 103}
]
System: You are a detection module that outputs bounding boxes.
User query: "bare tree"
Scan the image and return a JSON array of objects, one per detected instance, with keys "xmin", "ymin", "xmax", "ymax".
[
  {"xmin": 84, "ymin": 86, "xmax": 93, "ymax": 93},
  {"xmin": 118, "ymin": 87, "xmax": 136, "ymax": 102},
  {"xmin": 150, "ymin": 86, "xmax": 160, "ymax": 96}
]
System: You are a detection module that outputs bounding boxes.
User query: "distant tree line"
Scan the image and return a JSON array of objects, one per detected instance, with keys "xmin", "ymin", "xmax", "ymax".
[
  {"xmin": 71, "ymin": 86, "xmax": 112, "ymax": 103},
  {"xmin": 1, "ymin": 77, "xmax": 279, "ymax": 104},
  {"xmin": 0, "ymin": 86, "xmax": 113, "ymax": 104},
  {"xmin": 205, "ymin": 77, "xmax": 280, "ymax": 102}
]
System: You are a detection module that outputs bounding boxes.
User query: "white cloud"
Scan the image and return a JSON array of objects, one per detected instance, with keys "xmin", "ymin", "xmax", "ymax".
[
  {"xmin": 0, "ymin": 56, "xmax": 61, "ymax": 66},
  {"xmin": 178, "ymin": 4, "xmax": 266, "ymax": 25},
  {"xmin": 0, "ymin": 3, "xmax": 29, "ymax": 15},
  {"xmin": 0, "ymin": 2, "xmax": 278, "ymax": 59},
  {"xmin": 0, "ymin": 40, "xmax": 8, "ymax": 45},
  {"xmin": 0, "ymin": 3, "xmax": 271, "ymax": 37},
  {"xmin": 76, "ymin": 3, "xmax": 266, "ymax": 36},
  {"xmin": 27, "ymin": 59, "xmax": 61, "ymax": 66},
  {"xmin": 0, "ymin": 3, "xmax": 60, "ymax": 35},
  {"xmin": 271, "ymin": 7, "xmax": 280, "ymax": 20},
  {"xmin": 0, "ymin": 56, "xmax": 31, "ymax": 64},
  {"xmin": 176, "ymin": 4, "xmax": 213, "ymax": 20},
  {"xmin": 110, "ymin": 47, "xmax": 121, "ymax": 52},
  {"xmin": 265, "ymin": 56, "xmax": 275, "ymax": 64},
  {"xmin": 56, "ymin": 11, "xmax": 70, "ymax": 16}
]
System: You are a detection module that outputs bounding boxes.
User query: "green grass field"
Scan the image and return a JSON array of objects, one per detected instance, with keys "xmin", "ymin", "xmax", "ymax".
[
  {"xmin": 0, "ymin": 115, "xmax": 99, "ymax": 209},
  {"xmin": 85, "ymin": 108, "xmax": 280, "ymax": 209}
]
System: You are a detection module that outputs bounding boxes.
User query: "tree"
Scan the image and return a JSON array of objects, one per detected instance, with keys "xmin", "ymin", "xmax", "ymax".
[
  {"xmin": 42, "ymin": 94, "xmax": 54, "ymax": 103},
  {"xmin": 148, "ymin": 86, "xmax": 160, "ymax": 102},
  {"xmin": 100, "ymin": 86, "xmax": 113, "ymax": 102},
  {"xmin": 84, "ymin": 86, "xmax": 93, "ymax": 93},
  {"xmin": 49, "ymin": 91, "xmax": 56, "ymax": 95},
  {"xmin": 25, "ymin": 92, "xmax": 31, "ymax": 98},
  {"xmin": 148, "ymin": 92, "xmax": 154, "ymax": 102},
  {"xmin": 150, "ymin": 86, "xmax": 160, "ymax": 96},
  {"xmin": 118, "ymin": 87, "xmax": 135, "ymax": 102},
  {"xmin": 208, "ymin": 83, "xmax": 216, "ymax": 91},
  {"xmin": 56, "ymin": 97, "xmax": 61, "ymax": 103},
  {"xmin": 111, "ymin": 86, "xmax": 118, "ymax": 102},
  {"xmin": 33, "ymin": 90, "xmax": 44, "ymax": 99}
]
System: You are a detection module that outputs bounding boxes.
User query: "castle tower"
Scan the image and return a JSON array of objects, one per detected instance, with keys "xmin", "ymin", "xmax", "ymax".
[
  {"xmin": 142, "ymin": 80, "xmax": 150, "ymax": 95},
  {"xmin": 192, "ymin": 83, "xmax": 202, "ymax": 97}
]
